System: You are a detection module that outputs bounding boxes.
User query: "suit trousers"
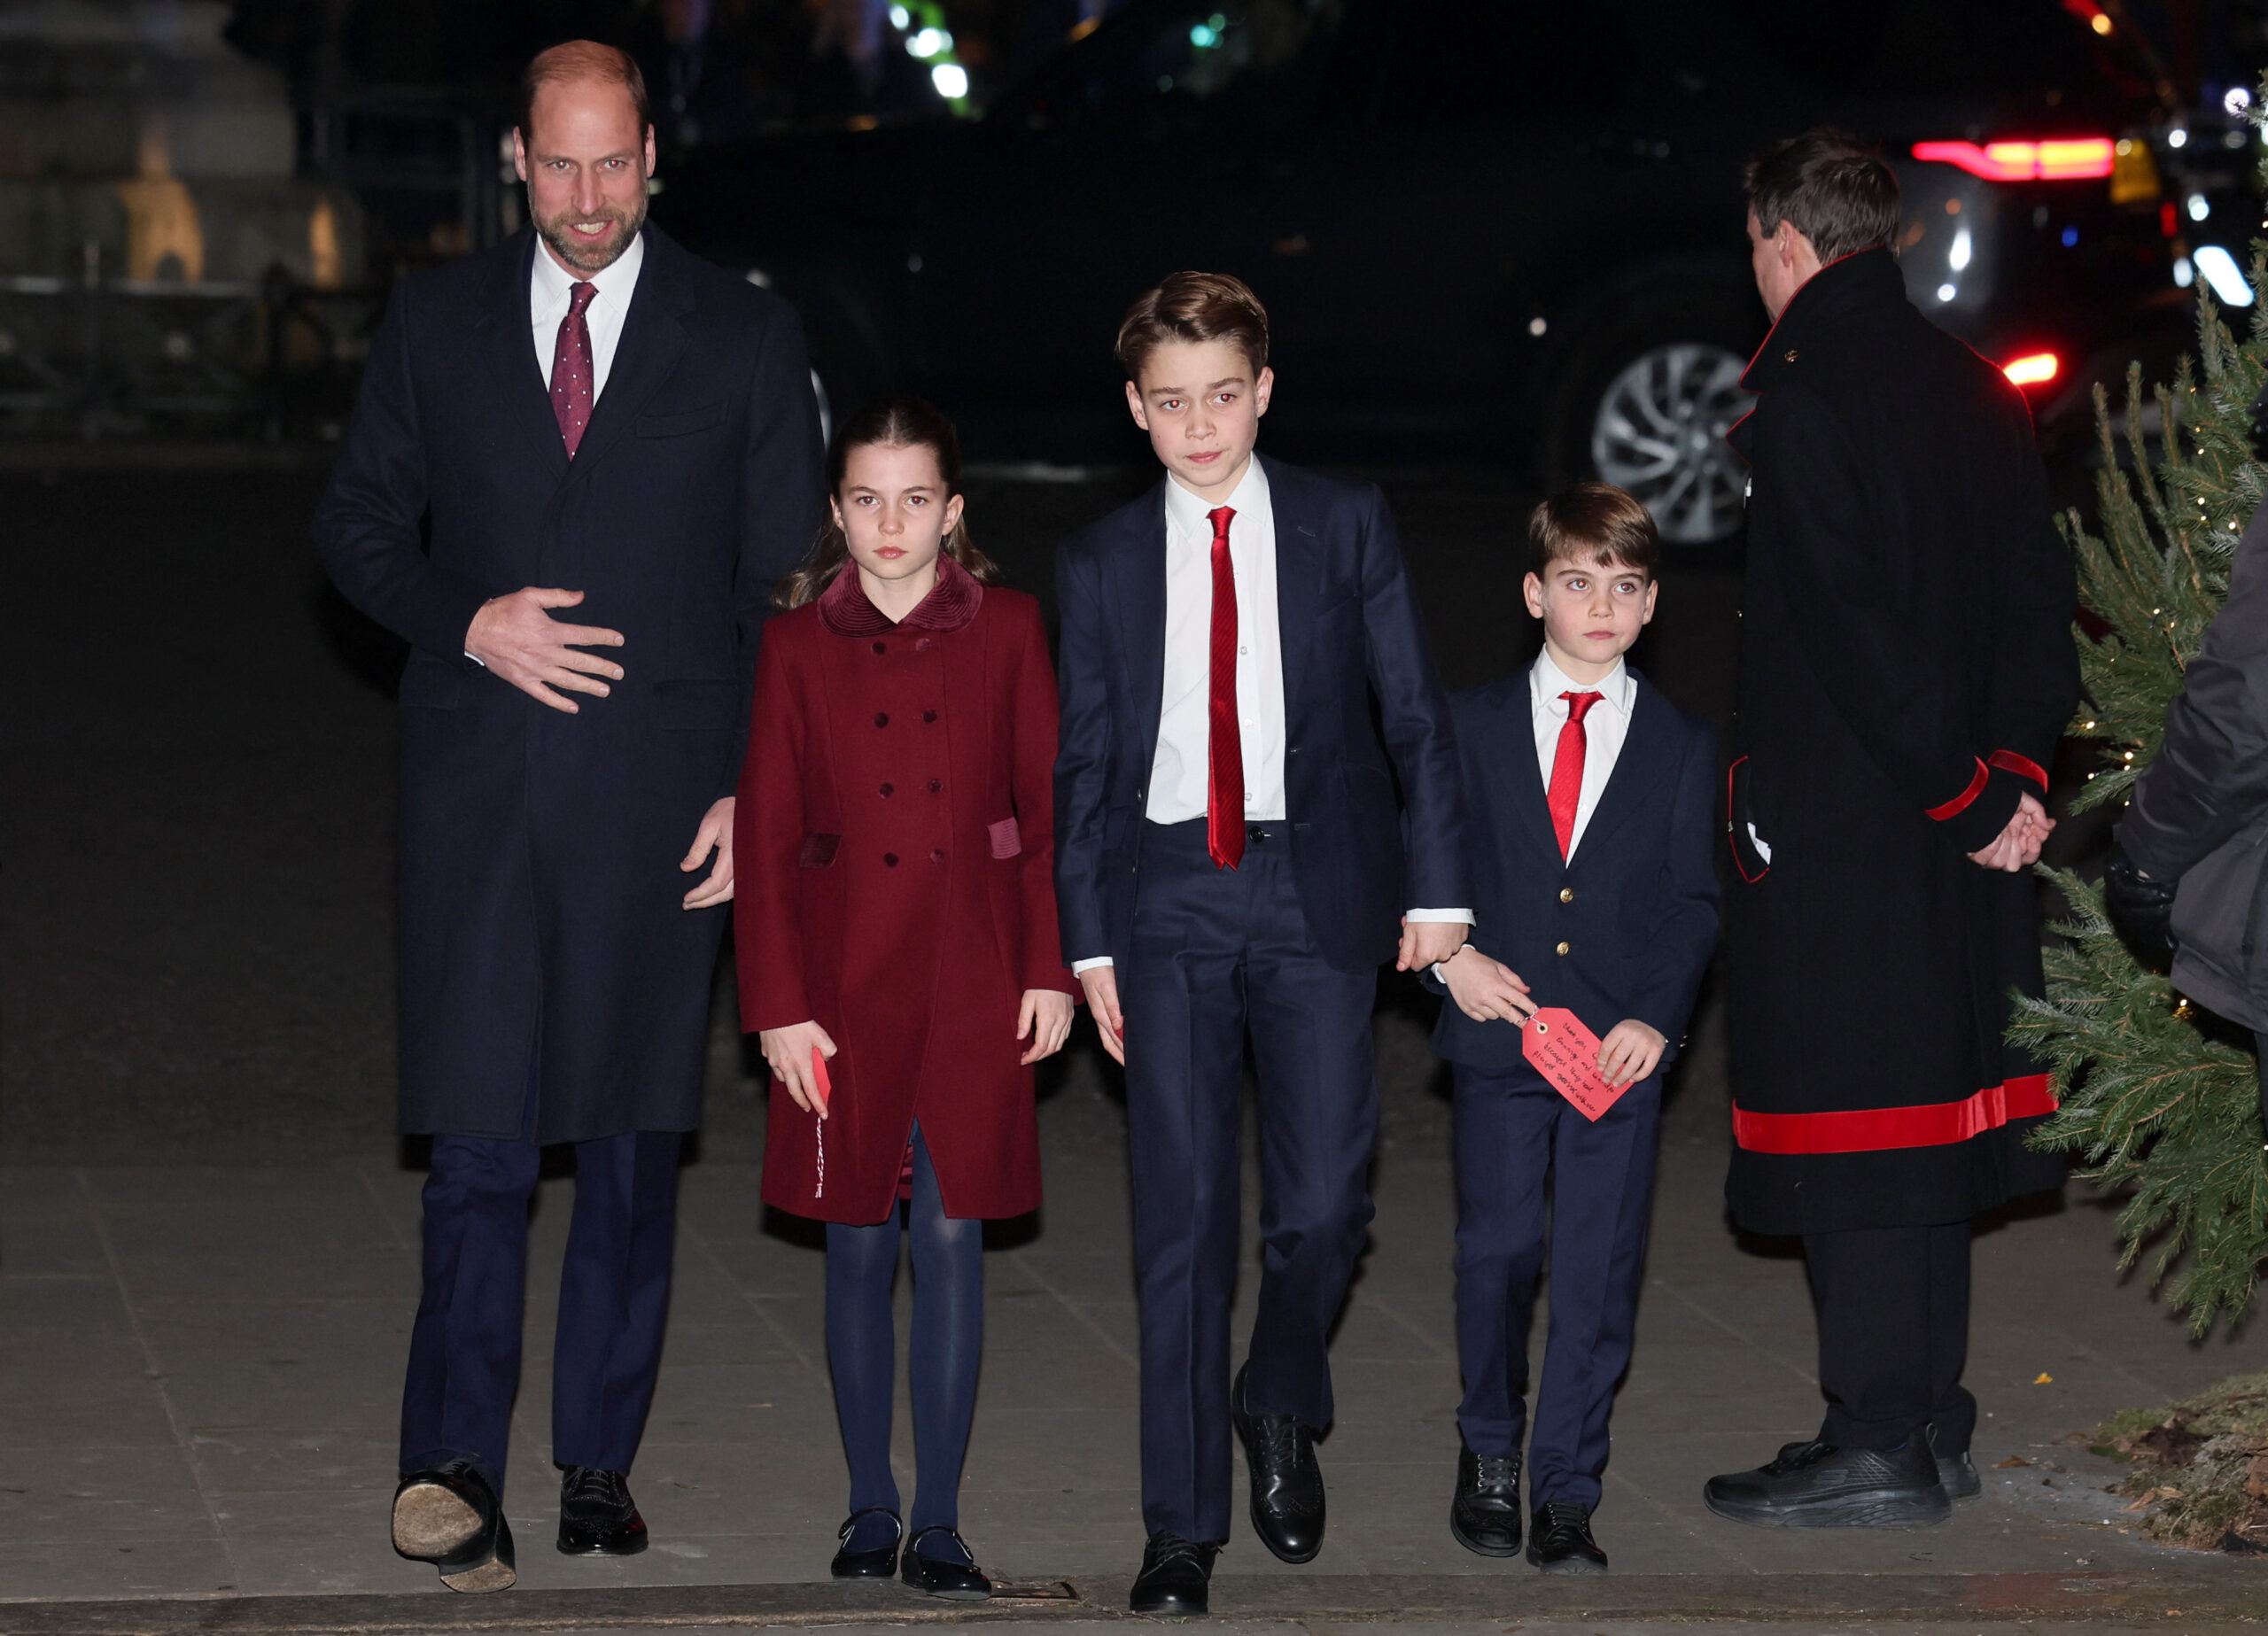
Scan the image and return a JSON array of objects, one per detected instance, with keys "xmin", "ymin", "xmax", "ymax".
[
  {"xmin": 1803, "ymin": 1219, "xmax": 1973, "ymax": 1454},
  {"xmin": 400, "ymin": 1123, "xmax": 683, "ymax": 1498},
  {"xmin": 1450, "ymin": 1059, "xmax": 1659, "ymax": 1508},
  {"xmin": 1121, "ymin": 818, "xmax": 1379, "ymax": 1543}
]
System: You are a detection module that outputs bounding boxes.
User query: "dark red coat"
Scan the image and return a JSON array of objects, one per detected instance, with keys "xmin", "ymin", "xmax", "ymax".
[{"xmin": 734, "ymin": 559, "xmax": 1073, "ymax": 1224}]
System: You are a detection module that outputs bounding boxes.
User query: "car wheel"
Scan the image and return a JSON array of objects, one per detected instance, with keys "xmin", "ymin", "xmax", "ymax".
[{"xmin": 1587, "ymin": 340, "xmax": 1754, "ymax": 547}]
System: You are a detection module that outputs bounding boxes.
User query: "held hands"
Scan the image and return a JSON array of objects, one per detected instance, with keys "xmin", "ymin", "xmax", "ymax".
[
  {"xmin": 464, "ymin": 586, "xmax": 625, "ymax": 714},
  {"xmin": 1078, "ymin": 965, "xmax": 1126, "ymax": 1065},
  {"xmin": 1397, "ymin": 916, "xmax": 1472, "ymax": 973},
  {"xmin": 1441, "ymin": 946, "xmax": 1538, "ymax": 1025},
  {"xmin": 1596, "ymin": 1019, "xmax": 1666, "ymax": 1088},
  {"xmin": 758, "ymin": 1020, "xmax": 836, "ymax": 1116},
  {"xmin": 1018, "ymin": 989, "xmax": 1076, "ymax": 1065},
  {"xmin": 680, "ymin": 796, "xmax": 735, "ymax": 909},
  {"xmin": 1967, "ymin": 792, "xmax": 2054, "ymax": 873}
]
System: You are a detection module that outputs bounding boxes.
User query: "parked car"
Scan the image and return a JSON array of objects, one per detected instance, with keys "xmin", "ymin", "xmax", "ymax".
[{"xmin": 658, "ymin": 0, "xmax": 2177, "ymax": 545}]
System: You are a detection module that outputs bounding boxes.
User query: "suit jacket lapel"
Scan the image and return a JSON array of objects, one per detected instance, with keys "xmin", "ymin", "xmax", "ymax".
[
  {"xmin": 563, "ymin": 225, "xmax": 691, "ymax": 478},
  {"xmin": 477, "ymin": 229, "xmax": 569, "ymax": 479},
  {"xmin": 1575, "ymin": 674, "xmax": 1674, "ymax": 858},
  {"xmin": 1263, "ymin": 454, "xmax": 1321, "ymax": 717},
  {"xmin": 1495, "ymin": 678, "xmax": 1560, "ymax": 862},
  {"xmin": 1112, "ymin": 481, "xmax": 1170, "ymax": 779}
]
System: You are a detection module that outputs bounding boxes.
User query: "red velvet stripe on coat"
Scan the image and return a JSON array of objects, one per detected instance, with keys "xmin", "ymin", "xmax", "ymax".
[
  {"xmin": 1731, "ymin": 1074, "xmax": 2057, "ymax": 1154},
  {"xmin": 1987, "ymin": 748, "xmax": 2049, "ymax": 790},
  {"xmin": 1924, "ymin": 757, "xmax": 1990, "ymax": 821}
]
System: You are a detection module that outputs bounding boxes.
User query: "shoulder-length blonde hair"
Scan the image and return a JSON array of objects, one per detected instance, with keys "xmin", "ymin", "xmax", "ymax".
[{"xmin": 773, "ymin": 394, "xmax": 1004, "ymax": 609}]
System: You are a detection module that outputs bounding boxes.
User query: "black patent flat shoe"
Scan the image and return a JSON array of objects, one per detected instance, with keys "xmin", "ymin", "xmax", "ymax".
[
  {"xmin": 900, "ymin": 1525, "xmax": 991, "ymax": 1600},
  {"xmin": 556, "ymin": 1465, "xmax": 649, "ymax": 1556},
  {"xmin": 830, "ymin": 1507, "xmax": 903, "ymax": 1578},
  {"xmin": 392, "ymin": 1459, "xmax": 516, "ymax": 1592}
]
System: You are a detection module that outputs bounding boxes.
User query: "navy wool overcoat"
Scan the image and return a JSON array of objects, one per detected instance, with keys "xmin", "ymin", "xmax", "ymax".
[{"xmin": 316, "ymin": 223, "xmax": 822, "ymax": 1142}]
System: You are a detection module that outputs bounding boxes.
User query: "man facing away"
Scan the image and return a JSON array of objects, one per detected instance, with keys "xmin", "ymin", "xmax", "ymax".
[
  {"xmin": 316, "ymin": 43, "xmax": 820, "ymax": 1590},
  {"xmin": 1053, "ymin": 273, "xmax": 1471, "ymax": 1614},
  {"xmin": 1705, "ymin": 129, "xmax": 2078, "ymax": 1528}
]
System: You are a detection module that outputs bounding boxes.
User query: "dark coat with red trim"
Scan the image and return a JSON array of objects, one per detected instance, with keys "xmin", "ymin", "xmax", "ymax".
[
  {"xmin": 1722, "ymin": 248, "xmax": 2078, "ymax": 1236},
  {"xmin": 734, "ymin": 559, "xmax": 1075, "ymax": 1224}
]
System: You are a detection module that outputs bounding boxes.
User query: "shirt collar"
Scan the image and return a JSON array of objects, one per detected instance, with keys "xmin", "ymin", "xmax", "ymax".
[
  {"xmin": 530, "ymin": 228, "xmax": 646, "ymax": 319},
  {"xmin": 1163, "ymin": 455, "xmax": 1269, "ymax": 539},
  {"xmin": 1531, "ymin": 648, "xmax": 1632, "ymax": 715}
]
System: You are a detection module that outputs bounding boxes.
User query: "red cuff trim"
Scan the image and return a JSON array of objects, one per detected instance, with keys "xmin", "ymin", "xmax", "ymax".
[
  {"xmin": 1987, "ymin": 748, "xmax": 2049, "ymax": 791},
  {"xmin": 1925, "ymin": 758, "xmax": 1991, "ymax": 821},
  {"xmin": 1731, "ymin": 1074, "xmax": 2057, "ymax": 1155},
  {"xmin": 1726, "ymin": 756, "xmax": 1767, "ymax": 883}
]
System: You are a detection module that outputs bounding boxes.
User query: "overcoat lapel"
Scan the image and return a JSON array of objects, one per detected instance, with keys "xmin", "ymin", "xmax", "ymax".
[
  {"xmin": 567, "ymin": 226, "xmax": 692, "ymax": 477},
  {"xmin": 475, "ymin": 229, "xmax": 570, "ymax": 480},
  {"xmin": 1575, "ymin": 678, "xmax": 1674, "ymax": 857},
  {"xmin": 1111, "ymin": 481, "xmax": 1170, "ymax": 777},
  {"xmin": 1264, "ymin": 456, "xmax": 1322, "ymax": 717}
]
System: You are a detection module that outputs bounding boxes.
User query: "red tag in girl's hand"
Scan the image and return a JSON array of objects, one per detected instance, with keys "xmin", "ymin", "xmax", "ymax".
[
  {"xmin": 810, "ymin": 1047, "xmax": 831, "ymax": 1117},
  {"xmin": 1520, "ymin": 1007, "xmax": 1626, "ymax": 1122}
]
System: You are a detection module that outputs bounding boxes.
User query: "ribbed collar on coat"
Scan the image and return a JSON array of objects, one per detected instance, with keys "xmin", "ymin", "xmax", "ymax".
[{"xmin": 817, "ymin": 553, "xmax": 984, "ymax": 637}]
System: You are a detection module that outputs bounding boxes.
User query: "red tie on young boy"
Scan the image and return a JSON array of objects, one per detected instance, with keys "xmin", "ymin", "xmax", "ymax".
[
  {"xmin": 1206, "ymin": 505, "xmax": 1245, "ymax": 869},
  {"xmin": 1546, "ymin": 690, "xmax": 1603, "ymax": 860}
]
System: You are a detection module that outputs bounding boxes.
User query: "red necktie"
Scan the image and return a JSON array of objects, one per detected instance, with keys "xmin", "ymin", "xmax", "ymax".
[
  {"xmin": 1206, "ymin": 505, "xmax": 1245, "ymax": 870},
  {"xmin": 550, "ymin": 281, "xmax": 599, "ymax": 457},
  {"xmin": 1546, "ymin": 690, "xmax": 1602, "ymax": 860}
]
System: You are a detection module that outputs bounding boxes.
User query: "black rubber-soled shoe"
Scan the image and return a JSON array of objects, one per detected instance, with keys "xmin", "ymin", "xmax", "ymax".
[
  {"xmin": 1449, "ymin": 1443, "xmax": 1522, "ymax": 1558},
  {"xmin": 1927, "ymin": 1423, "xmax": 1982, "ymax": 1500},
  {"xmin": 556, "ymin": 1465, "xmax": 649, "ymax": 1556},
  {"xmin": 830, "ymin": 1507, "xmax": 902, "ymax": 1578},
  {"xmin": 901, "ymin": 1526, "xmax": 991, "ymax": 1601},
  {"xmin": 1526, "ymin": 1500, "xmax": 1608, "ymax": 1574},
  {"xmin": 1703, "ymin": 1438, "xmax": 1951, "ymax": 1529},
  {"xmin": 392, "ymin": 1459, "xmax": 516, "ymax": 1592},
  {"xmin": 1130, "ymin": 1532, "xmax": 1219, "ymax": 1616},
  {"xmin": 1231, "ymin": 1362, "xmax": 1324, "ymax": 1563}
]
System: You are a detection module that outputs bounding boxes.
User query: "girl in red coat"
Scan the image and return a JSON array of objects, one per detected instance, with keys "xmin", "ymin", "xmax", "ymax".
[{"xmin": 734, "ymin": 397, "xmax": 1075, "ymax": 1599}]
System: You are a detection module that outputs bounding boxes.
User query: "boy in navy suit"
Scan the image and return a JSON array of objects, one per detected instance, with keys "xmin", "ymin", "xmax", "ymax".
[
  {"xmin": 1428, "ymin": 484, "xmax": 1718, "ymax": 1573},
  {"xmin": 1054, "ymin": 273, "xmax": 1470, "ymax": 1614}
]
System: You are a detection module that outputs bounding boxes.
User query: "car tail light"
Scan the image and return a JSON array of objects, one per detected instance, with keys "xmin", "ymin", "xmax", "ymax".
[
  {"xmin": 1911, "ymin": 139, "xmax": 2117, "ymax": 181},
  {"xmin": 2003, "ymin": 353, "xmax": 2061, "ymax": 388}
]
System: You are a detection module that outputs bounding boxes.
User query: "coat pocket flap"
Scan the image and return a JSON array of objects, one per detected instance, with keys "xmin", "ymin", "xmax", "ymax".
[
  {"xmin": 798, "ymin": 833, "xmax": 841, "ymax": 869},
  {"xmin": 636, "ymin": 401, "xmax": 726, "ymax": 438},
  {"xmin": 988, "ymin": 817, "xmax": 1021, "ymax": 859}
]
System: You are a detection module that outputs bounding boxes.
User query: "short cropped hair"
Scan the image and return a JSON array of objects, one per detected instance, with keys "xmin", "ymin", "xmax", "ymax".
[
  {"xmin": 519, "ymin": 42, "xmax": 651, "ymax": 142},
  {"xmin": 1743, "ymin": 127, "xmax": 1900, "ymax": 263},
  {"xmin": 1527, "ymin": 482, "xmax": 1660, "ymax": 578},
  {"xmin": 1115, "ymin": 271, "xmax": 1270, "ymax": 383}
]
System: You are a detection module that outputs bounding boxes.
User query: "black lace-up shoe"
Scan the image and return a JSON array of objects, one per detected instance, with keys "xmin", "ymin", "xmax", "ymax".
[
  {"xmin": 1129, "ymin": 1531, "xmax": 1219, "ymax": 1616},
  {"xmin": 1927, "ymin": 1423, "xmax": 1982, "ymax": 1500},
  {"xmin": 1526, "ymin": 1499, "xmax": 1608, "ymax": 1573},
  {"xmin": 392, "ymin": 1458, "xmax": 516, "ymax": 1592},
  {"xmin": 830, "ymin": 1507, "xmax": 901, "ymax": 1578},
  {"xmin": 901, "ymin": 1524, "xmax": 991, "ymax": 1600},
  {"xmin": 555, "ymin": 1465, "xmax": 649, "ymax": 1556},
  {"xmin": 1704, "ymin": 1438, "xmax": 1950, "ymax": 1528},
  {"xmin": 1231, "ymin": 1362, "xmax": 1324, "ymax": 1562},
  {"xmin": 1449, "ymin": 1442, "xmax": 1522, "ymax": 1557}
]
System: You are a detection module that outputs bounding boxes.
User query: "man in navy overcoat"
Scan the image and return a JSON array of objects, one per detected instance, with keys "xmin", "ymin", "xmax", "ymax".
[{"xmin": 316, "ymin": 43, "xmax": 819, "ymax": 1590}]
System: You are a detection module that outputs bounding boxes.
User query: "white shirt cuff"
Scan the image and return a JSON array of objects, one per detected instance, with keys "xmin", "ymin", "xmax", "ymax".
[
  {"xmin": 1405, "ymin": 908, "xmax": 1473, "ymax": 924},
  {"xmin": 1070, "ymin": 957, "xmax": 1114, "ymax": 974}
]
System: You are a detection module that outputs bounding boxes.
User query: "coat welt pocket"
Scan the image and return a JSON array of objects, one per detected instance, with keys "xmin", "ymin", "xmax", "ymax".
[
  {"xmin": 988, "ymin": 817, "xmax": 1021, "ymax": 859},
  {"xmin": 798, "ymin": 834, "xmax": 841, "ymax": 869},
  {"xmin": 656, "ymin": 678, "xmax": 741, "ymax": 730},
  {"xmin": 636, "ymin": 401, "xmax": 726, "ymax": 438}
]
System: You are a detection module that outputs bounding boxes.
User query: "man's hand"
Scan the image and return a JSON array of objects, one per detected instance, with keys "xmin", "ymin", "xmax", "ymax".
[
  {"xmin": 1018, "ymin": 989, "xmax": 1076, "ymax": 1064},
  {"xmin": 1397, "ymin": 917, "xmax": 1472, "ymax": 972},
  {"xmin": 1078, "ymin": 965, "xmax": 1126, "ymax": 1065},
  {"xmin": 757, "ymin": 1020, "xmax": 836, "ymax": 1116},
  {"xmin": 1597, "ymin": 1019, "xmax": 1666, "ymax": 1087},
  {"xmin": 2102, "ymin": 839, "xmax": 2179, "ymax": 965},
  {"xmin": 1968, "ymin": 792, "xmax": 2054, "ymax": 872},
  {"xmin": 1441, "ymin": 946, "xmax": 1537, "ymax": 1025},
  {"xmin": 680, "ymin": 797, "xmax": 734, "ymax": 909},
  {"xmin": 464, "ymin": 586, "xmax": 625, "ymax": 714}
]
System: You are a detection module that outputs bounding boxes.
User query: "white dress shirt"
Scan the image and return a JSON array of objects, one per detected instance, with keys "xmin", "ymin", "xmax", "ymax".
[
  {"xmin": 530, "ymin": 229, "xmax": 645, "ymax": 399},
  {"xmin": 1531, "ymin": 649, "xmax": 1635, "ymax": 863}
]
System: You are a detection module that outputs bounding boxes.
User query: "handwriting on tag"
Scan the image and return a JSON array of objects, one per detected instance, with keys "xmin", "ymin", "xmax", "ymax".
[{"xmin": 1520, "ymin": 1007, "xmax": 1627, "ymax": 1122}]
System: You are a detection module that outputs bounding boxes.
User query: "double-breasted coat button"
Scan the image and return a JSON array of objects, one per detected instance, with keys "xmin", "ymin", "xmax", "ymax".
[
  {"xmin": 1559, "ymin": 887, "xmax": 1574, "ymax": 903},
  {"xmin": 883, "ymin": 853, "xmax": 899, "ymax": 867},
  {"xmin": 927, "ymin": 779, "xmax": 942, "ymax": 793},
  {"xmin": 874, "ymin": 712, "xmax": 889, "ymax": 727},
  {"xmin": 872, "ymin": 640, "xmax": 887, "ymax": 655},
  {"xmin": 930, "ymin": 849, "xmax": 945, "ymax": 864},
  {"xmin": 915, "ymin": 637, "xmax": 933, "ymax": 654},
  {"xmin": 1556, "ymin": 940, "xmax": 1571, "ymax": 956},
  {"xmin": 880, "ymin": 783, "xmax": 894, "ymax": 797},
  {"xmin": 922, "ymin": 709, "xmax": 938, "ymax": 723}
]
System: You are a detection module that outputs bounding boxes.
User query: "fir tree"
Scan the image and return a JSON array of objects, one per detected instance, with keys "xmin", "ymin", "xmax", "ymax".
[{"xmin": 2010, "ymin": 265, "xmax": 2268, "ymax": 1336}]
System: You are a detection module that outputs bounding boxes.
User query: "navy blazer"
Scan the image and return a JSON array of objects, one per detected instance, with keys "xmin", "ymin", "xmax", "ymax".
[
  {"xmin": 1430, "ymin": 666, "xmax": 1719, "ymax": 1073},
  {"xmin": 1052, "ymin": 456, "xmax": 1469, "ymax": 975}
]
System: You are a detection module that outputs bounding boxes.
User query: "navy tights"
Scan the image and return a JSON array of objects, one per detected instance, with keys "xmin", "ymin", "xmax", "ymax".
[{"xmin": 827, "ymin": 1128, "xmax": 983, "ymax": 1559}]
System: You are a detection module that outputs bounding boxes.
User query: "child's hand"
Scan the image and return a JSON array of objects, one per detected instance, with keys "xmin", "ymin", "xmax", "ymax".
[
  {"xmin": 1078, "ymin": 966, "xmax": 1126, "ymax": 1065},
  {"xmin": 758, "ymin": 1020, "xmax": 836, "ymax": 1115},
  {"xmin": 1596, "ymin": 1020, "xmax": 1666, "ymax": 1087},
  {"xmin": 1018, "ymin": 989, "xmax": 1076, "ymax": 1064},
  {"xmin": 1441, "ymin": 947, "xmax": 1537, "ymax": 1025}
]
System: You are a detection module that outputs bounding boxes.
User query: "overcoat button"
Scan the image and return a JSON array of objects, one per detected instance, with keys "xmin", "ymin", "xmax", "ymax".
[
  {"xmin": 872, "ymin": 640, "xmax": 887, "ymax": 655},
  {"xmin": 1559, "ymin": 887, "xmax": 1574, "ymax": 903},
  {"xmin": 922, "ymin": 709, "xmax": 938, "ymax": 723},
  {"xmin": 916, "ymin": 637, "xmax": 933, "ymax": 653},
  {"xmin": 930, "ymin": 849, "xmax": 945, "ymax": 863},
  {"xmin": 1556, "ymin": 940, "xmax": 1571, "ymax": 956},
  {"xmin": 883, "ymin": 853, "xmax": 899, "ymax": 867},
  {"xmin": 928, "ymin": 779, "xmax": 942, "ymax": 792},
  {"xmin": 874, "ymin": 712, "xmax": 889, "ymax": 727},
  {"xmin": 880, "ymin": 783, "xmax": 894, "ymax": 797}
]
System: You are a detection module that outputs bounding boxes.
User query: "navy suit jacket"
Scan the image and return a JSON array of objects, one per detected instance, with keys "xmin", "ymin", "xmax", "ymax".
[
  {"xmin": 1430, "ymin": 667, "xmax": 1719, "ymax": 1073},
  {"xmin": 1052, "ymin": 456, "xmax": 1469, "ymax": 975}
]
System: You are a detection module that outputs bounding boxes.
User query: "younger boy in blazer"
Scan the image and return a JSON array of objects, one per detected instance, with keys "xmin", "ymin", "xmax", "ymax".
[
  {"xmin": 1429, "ymin": 484, "xmax": 1717, "ymax": 1572},
  {"xmin": 1054, "ymin": 273, "xmax": 1470, "ymax": 1615}
]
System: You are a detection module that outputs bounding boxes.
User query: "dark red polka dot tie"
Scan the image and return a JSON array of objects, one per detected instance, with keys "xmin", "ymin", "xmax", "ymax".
[{"xmin": 550, "ymin": 281, "xmax": 598, "ymax": 458}]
